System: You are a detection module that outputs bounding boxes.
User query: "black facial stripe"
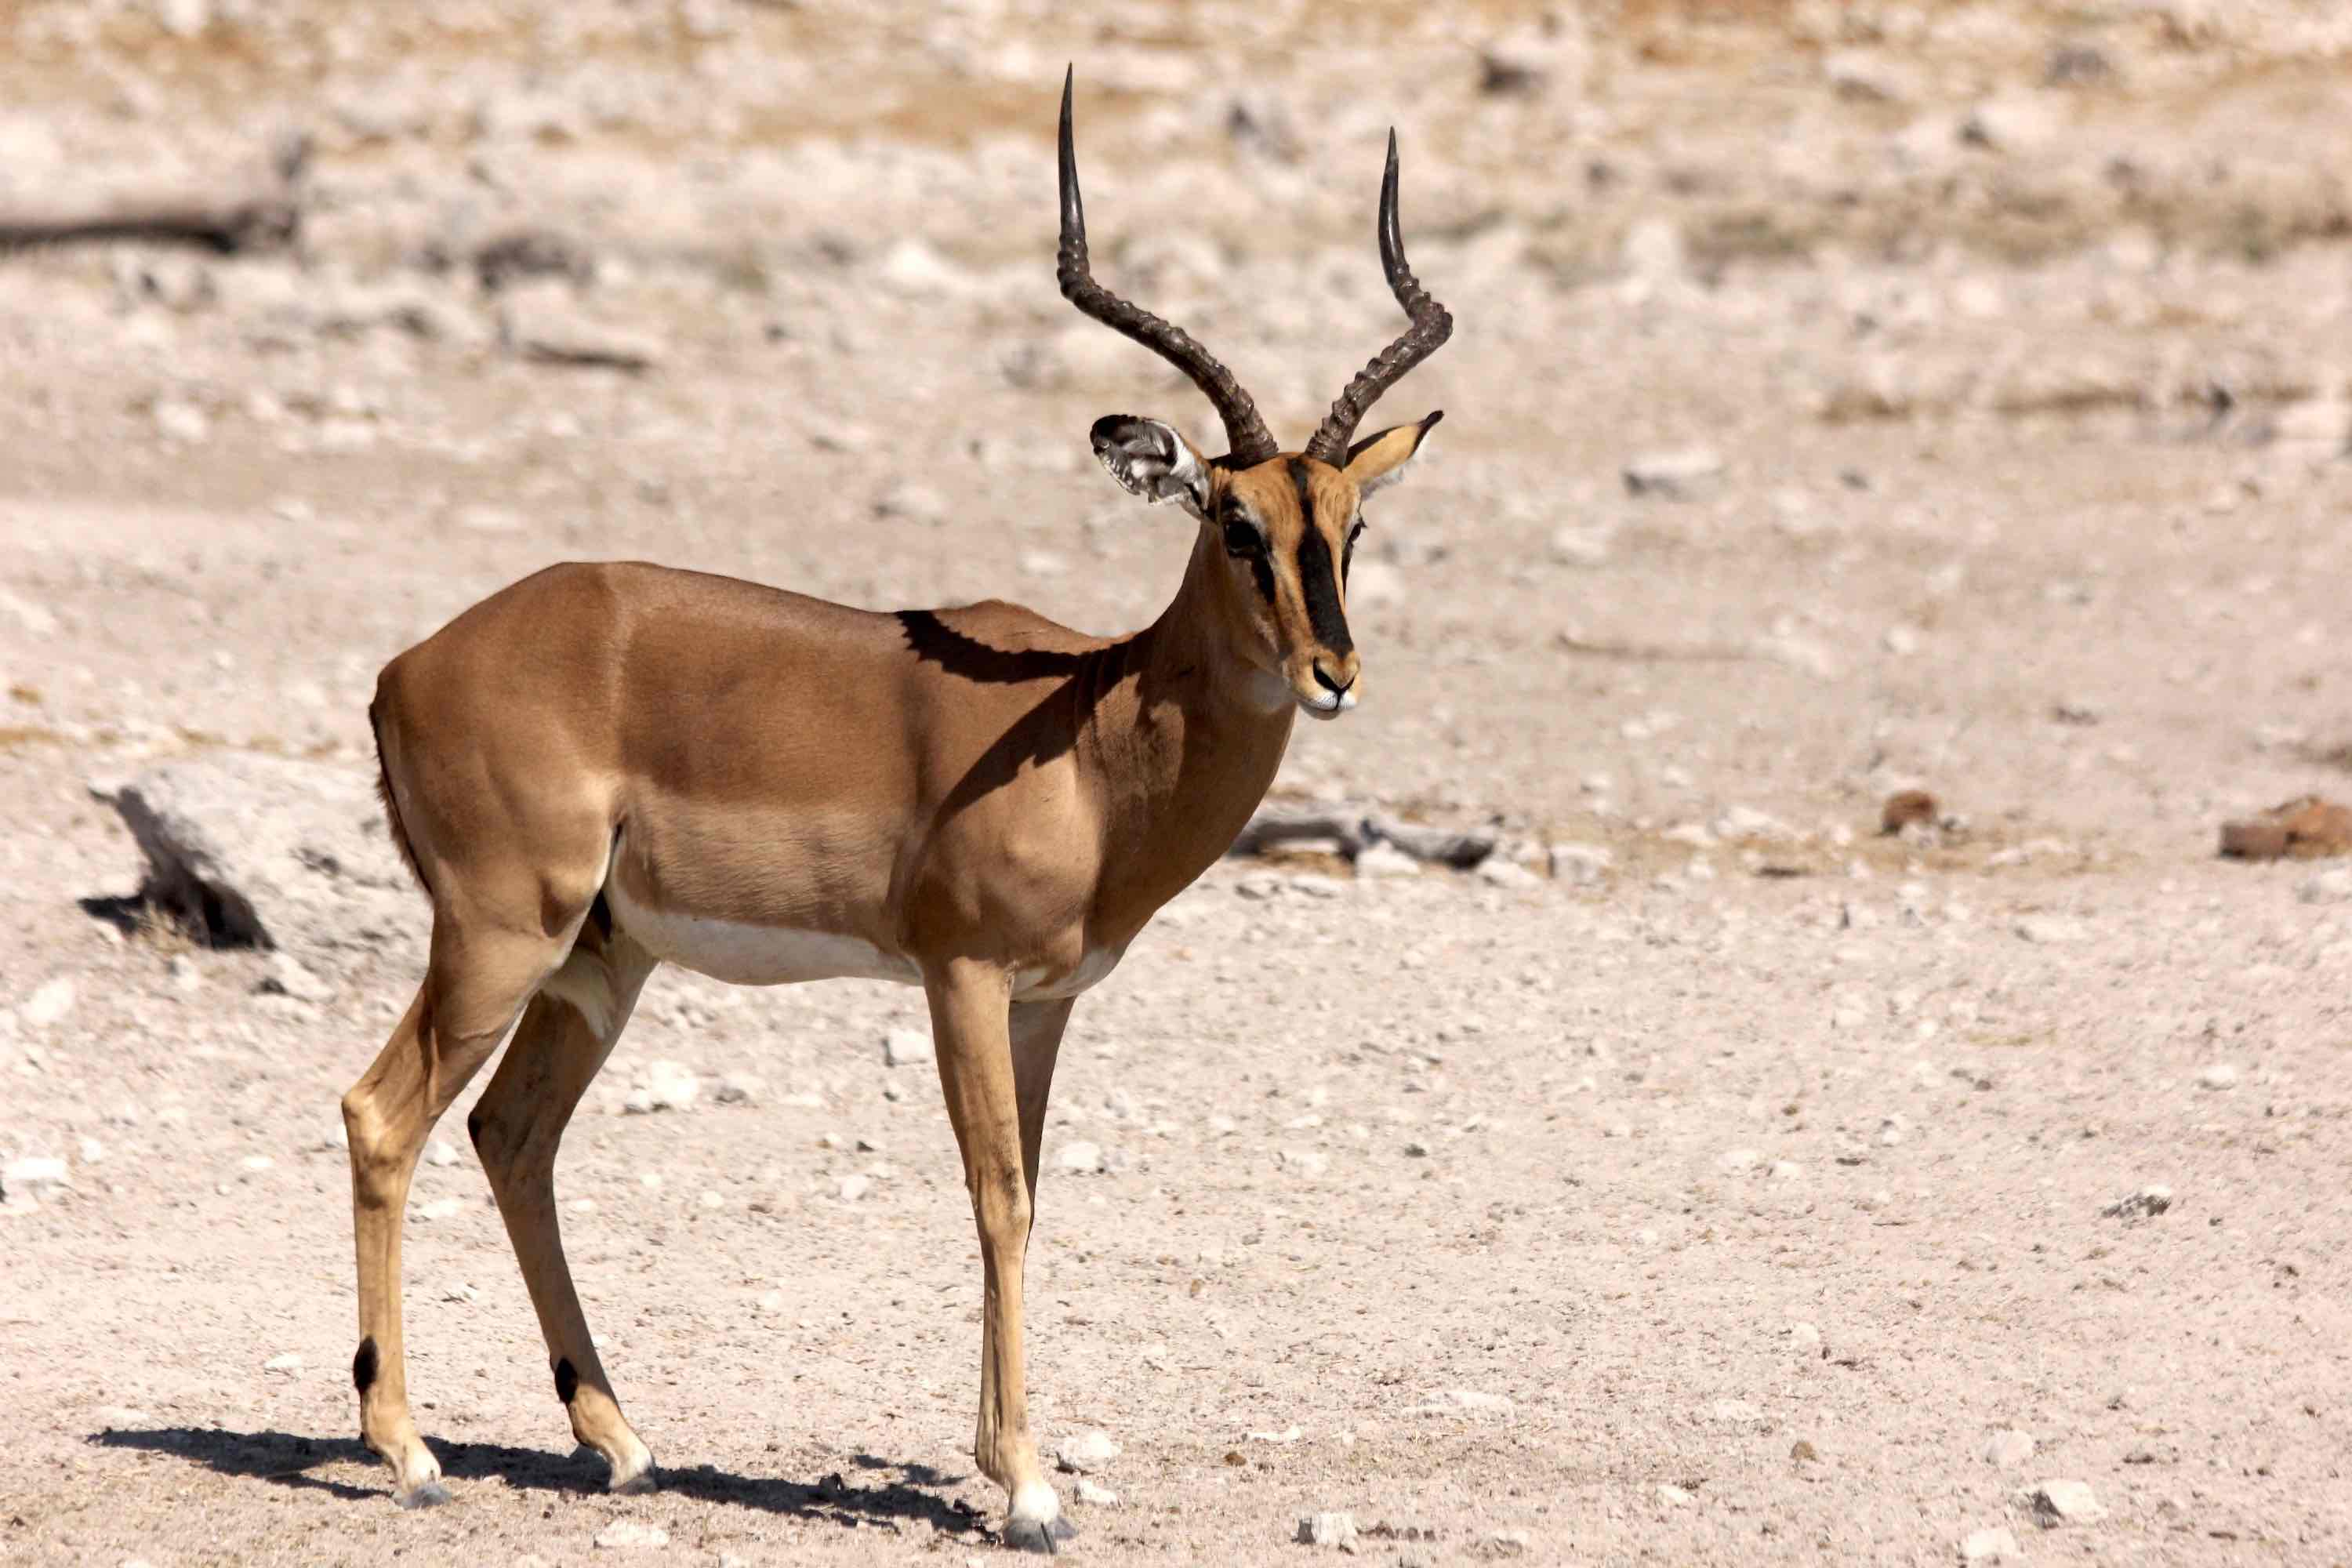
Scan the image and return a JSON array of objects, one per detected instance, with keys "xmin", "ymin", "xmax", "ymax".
[
  {"xmin": 1292, "ymin": 510, "xmax": 1354, "ymax": 659},
  {"xmin": 1247, "ymin": 550, "xmax": 1276, "ymax": 604}
]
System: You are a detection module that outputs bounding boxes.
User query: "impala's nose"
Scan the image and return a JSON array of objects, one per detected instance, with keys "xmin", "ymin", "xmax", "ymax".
[{"xmin": 1312, "ymin": 661, "xmax": 1353, "ymax": 697}]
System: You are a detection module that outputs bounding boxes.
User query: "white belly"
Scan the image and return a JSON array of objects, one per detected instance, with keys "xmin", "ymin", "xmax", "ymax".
[{"xmin": 606, "ymin": 884, "xmax": 921, "ymax": 988}]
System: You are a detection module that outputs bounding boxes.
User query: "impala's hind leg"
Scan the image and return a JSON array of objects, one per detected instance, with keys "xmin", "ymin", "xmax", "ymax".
[
  {"xmin": 470, "ymin": 918, "xmax": 659, "ymax": 1492},
  {"xmin": 343, "ymin": 918, "xmax": 567, "ymax": 1508}
]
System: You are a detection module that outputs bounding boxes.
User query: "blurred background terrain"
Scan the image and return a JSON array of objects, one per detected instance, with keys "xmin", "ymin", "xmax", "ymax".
[{"xmin": 2, "ymin": 2, "xmax": 2349, "ymax": 1563}]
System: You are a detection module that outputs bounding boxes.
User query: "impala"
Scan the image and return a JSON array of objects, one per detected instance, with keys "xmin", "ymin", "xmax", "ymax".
[{"xmin": 340, "ymin": 68, "xmax": 1451, "ymax": 1550}]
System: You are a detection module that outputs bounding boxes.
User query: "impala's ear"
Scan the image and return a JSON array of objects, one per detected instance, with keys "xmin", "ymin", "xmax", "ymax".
[
  {"xmin": 1090, "ymin": 416, "xmax": 1211, "ymax": 517},
  {"xmin": 1343, "ymin": 409, "xmax": 1443, "ymax": 498}
]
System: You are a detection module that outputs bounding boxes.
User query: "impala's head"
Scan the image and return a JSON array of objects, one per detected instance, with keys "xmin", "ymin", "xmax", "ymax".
[{"xmin": 1056, "ymin": 68, "xmax": 1452, "ymax": 721}]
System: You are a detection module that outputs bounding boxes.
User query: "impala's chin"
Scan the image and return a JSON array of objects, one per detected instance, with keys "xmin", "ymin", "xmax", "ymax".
[{"xmin": 1296, "ymin": 688, "xmax": 1357, "ymax": 720}]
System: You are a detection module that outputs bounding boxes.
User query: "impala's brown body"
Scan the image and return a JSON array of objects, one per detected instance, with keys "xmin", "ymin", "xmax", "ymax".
[{"xmin": 339, "ymin": 69, "xmax": 1450, "ymax": 1550}]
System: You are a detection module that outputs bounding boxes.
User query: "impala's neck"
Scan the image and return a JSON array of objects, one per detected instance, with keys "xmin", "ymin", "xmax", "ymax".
[{"xmin": 1081, "ymin": 525, "xmax": 1296, "ymax": 928}]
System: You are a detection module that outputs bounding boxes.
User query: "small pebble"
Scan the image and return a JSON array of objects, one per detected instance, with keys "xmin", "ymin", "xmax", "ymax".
[
  {"xmin": 837, "ymin": 1174, "xmax": 872, "ymax": 1203},
  {"xmin": 23, "ymin": 978, "xmax": 76, "ymax": 1028},
  {"xmin": 883, "ymin": 1028, "xmax": 934, "ymax": 1068},
  {"xmin": 263, "ymin": 1352, "xmax": 303, "ymax": 1374},
  {"xmin": 1055, "ymin": 1429, "xmax": 1121, "ymax": 1473},
  {"xmin": 593, "ymin": 1519, "xmax": 670, "ymax": 1548},
  {"xmin": 1983, "ymin": 1428, "xmax": 2034, "ymax": 1468},
  {"xmin": 1960, "ymin": 1525, "xmax": 2020, "ymax": 1562},
  {"xmin": 423, "ymin": 1138, "xmax": 462, "ymax": 1169},
  {"xmin": 1056, "ymin": 1141, "xmax": 1105, "ymax": 1174},
  {"xmin": 1073, "ymin": 1477, "xmax": 1120, "ymax": 1506},
  {"xmin": 1657, "ymin": 1483, "xmax": 1695, "ymax": 1507},
  {"xmin": 2197, "ymin": 1063, "xmax": 2238, "ymax": 1091},
  {"xmin": 1294, "ymin": 1512, "xmax": 1357, "ymax": 1550},
  {"xmin": 2027, "ymin": 1479, "xmax": 2105, "ymax": 1526}
]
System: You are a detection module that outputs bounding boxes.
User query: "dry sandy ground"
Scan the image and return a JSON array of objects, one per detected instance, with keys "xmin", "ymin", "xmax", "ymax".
[{"xmin": 3, "ymin": 2, "xmax": 2351, "ymax": 1564}]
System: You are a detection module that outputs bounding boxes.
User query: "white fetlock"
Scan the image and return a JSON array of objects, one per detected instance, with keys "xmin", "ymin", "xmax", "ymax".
[
  {"xmin": 604, "ymin": 1434, "xmax": 659, "ymax": 1494},
  {"xmin": 1010, "ymin": 1480, "xmax": 1062, "ymax": 1530}
]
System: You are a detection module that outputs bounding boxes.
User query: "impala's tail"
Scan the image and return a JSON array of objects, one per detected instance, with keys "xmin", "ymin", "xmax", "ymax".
[{"xmin": 368, "ymin": 694, "xmax": 432, "ymax": 900}]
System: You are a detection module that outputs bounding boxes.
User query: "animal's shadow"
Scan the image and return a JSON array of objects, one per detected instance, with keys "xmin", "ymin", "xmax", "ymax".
[{"xmin": 87, "ymin": 1426, "xmax": 985, "ymax": 1537}]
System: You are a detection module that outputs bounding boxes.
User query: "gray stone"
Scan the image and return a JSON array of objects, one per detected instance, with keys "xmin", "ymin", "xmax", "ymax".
[
  {"xmin": 2101, "ymin": 1185, "xmax": 2172, "ymax": 1220},
  {"xmin": 2027, "ymin": 1479, "xmax": 2105, "ymax": 1526},
  {"xmin": 1353, "ymin": 841, "xmax": 1421, "ymax": 880},
  {"xmin": 1073, "ymin": 1476, "xmax": 1120, "ymax": 1506},
  {"xmin": 1294, "ymin": 1512, "xmax": 1356, "ymax": 1549},
  {"xmin": 1983, "ymin": 1428, "xmax": 2034, "ymax": 1468},
  {"xmin": 499, "ymin": 283, "xmax": 660, "ymax": 372},
  {"xmin": 1055, "ymin": 1140, "xmax": 1105, "ymax": 1174},
  {"xmin": 2, "ymin": 1156, "xmax": 71, "ymax": 1203},
  {"xmin": 22, "ymin": 977, "xmax": 75, "ymax": 1028},
  {"xmin": 1960, "ymin": 1525, "xmax": 2020, "ymax": 1562},
  {"xmin": 1623, "ymin": 448, "xmax": 1722, "ymax": 499},
  {"xmin": 883, "ymin": 1028, "xmax": 934, "ymax": 1067},
  {"xmin": 1054, "ymin": 1428, "xmax": 1121, "ymax": 1473},
  {"xmin": 593, "ymin": 1519, "xmax": 670, "ymax": 1548},
  {"xmin": 2299, "ymin": 868, "xmax": 2352, "ymax": 904}
]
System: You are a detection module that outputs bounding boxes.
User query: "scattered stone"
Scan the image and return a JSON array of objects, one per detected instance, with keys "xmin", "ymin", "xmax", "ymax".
[
  {"xmin": 417, "ymin": 1197, "xmax": 463, "ymax": 1221},
  {"xmin": 1880, "ymin": 789, "xmax": 1938, "ymax": 835},
  {"xmin": 637, "ymin": 1061, "xmax": 700, "ymax": 1112},
  {"xmin": 1432, "ymin": 1388, "xmax": 1514, "ymax": 1417},
  {"xmin": 1277, "ymin": 1148, "xmax": 1330, "ymax": 1178},
  {"xmin": 1484, "ymin": 1527, "xmax": 1533, "ymax": 1556},
  {"xmin": 836, "ymin": 1174, "xmax": 872, "ymax": 1203},
  {"xmin": 712, "ymin": 1074, "xmax": 764, "ymax": 1105},
  {"xmin": 263, "ymin": 1352, "xmax": 303, "ymax": 1374},
  {"xmin": 2013, "ymin": 914, "xmax": 2086, "ymax": 946},
  {"xmin": 1622, "ymin": 447, "xmax": 1722, "ymax": 499},
  {"xmin": 1477, "ymin": 858, "xmax": 1541, "ymax": 890},
  {"xmin": 1983, "ymin": 1428, "xmax": 2035, "ymax": 1468},
  {"xmin": 2027, "ymin": 1479, "xmax": 2106, "ymax": 1526},
  {"xmin": 1718, "ymin": 1148, "xmax": 1760, "ymax": 1173},
  {"xmin": 2297, "ymin": 867, "xmax": 2352, "ymax": 905},
  {"xmin": 1294, "ymin": 1512, "xmax": 1357, "ymax": 1550},
  {"xmin": 1788, "ymin": 1322, "xmax": 1821, "ymax": 1351},
  {"xmin": 1789, "ymin": 1439, "xmax": 1820, "ymax": 1464},
  {"xmin": 1056, "ymin": 1141, "xmax": 1105, "ymax": 1175},
  {"xmin": 1548, "ymin": 843, "xmax": 1611, "ymax": 886},
  {"xmin": 1403, "ymin": 1140, "xmax": 1430, "ymax": 1158},
  {"xmin": 149, "ymin": 0, "xmax": 210, "ymax": 38},
  {"xmin": 78, "ymin": 1137, "xmax": 105, "ymax": 1165},
  {"xmin": 1547, "ymin": 524, "xmax": 1613, "ymax": 567},
  {"xmin": 2219, "ymin": 796, "xmax": 2352, "ymax": 861},
  {"xmin": 423, "ymin": 1138, "xmax": 461, "ymax": 1169},
  {"xmin": 2101, "ymin": 1185, "xmax": 2173, "ymax": 1221},
  {"xmin": 2, "ymin": 1156, "xmax": 71, "ymax": 1203},
  {"xmin": 1657, "ymin": 1483, "xmax": 1695, "ymax": 1507},
  {"xmin": 1055, "ymin": 1429, "xmax": 1121, "ymax": 1474},
  {"xmin": 499, "ymin": 285, "xmax": 661, "ymax": 373},
  {"xmin": 1073, "ymin": 1477, "xmax": 1120, "ymax": 1506},
  {"xmin": 1960, "ymin": 1524, "xmax": 2021, "ymax": 1562},
  {"xmin": 23, "ymin": 978, "xmax": 76, "ymax": 1028},
  {"xmin": 1352, "ymin": 840, "xmax": 1421, "ymax": 880},
  {"xmin": 874, "ymin": 481, "xmax": 949, "ymax": 525},
  {"xmin": 2198, "ymin": 1063, "xmax": 2239, "ymax": 1091},
  {"xmin": 883, "ymin": 1028, "xmax": 934, "ymax": 1068},
  {"xmin": 259, "ymin": 951, "xmax": 330, "ymax": 1003},
  {"xmin": 1708, "ymin": 1398, "xmax": 1762, "ymax": 1423},
  {"xmin": 593, "ymin": 1519, "xmax": 670, "ymax": 1549},
  {"xmin": 153, "ymin": 399, "xmax": 210, "ymax": 445}
]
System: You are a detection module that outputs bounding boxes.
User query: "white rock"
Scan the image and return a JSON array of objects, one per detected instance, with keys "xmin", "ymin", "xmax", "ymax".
[
  {"xmin": 260, "ymin": 952, "xmax": 331, "ymax": 1003},
  {"xmin": 2299, "ymin": 868, "xmax": 2352, "ymax": 904},
  {"xmin": 1353, "ymin": 841, "xmax": 1421, "ymax": 880},
  {"xmin": 1718, "ymin": 1148, "xmax": 1760, "ymax": 1173},
  {"xmin": 1478, "ymin": 858, "xmax": 1541, "ymax": 890},
  {"xmin": 1983, "ymin": 1428, "xmax": 2035, "ymax": 1468},
  {"xmin": 78, "ymin": 1137, "xmax": 106, "ymax": 1165},
  {"xmin": 149, "ymin": 0, "xmax": 210, "ymax": 38},
  {"xmin": 836, "ymin": 1174, "xmax": 872, "ymax": 1203},
  {"xmin": 1548, "ymin": 524, "xmax": 1614, "ymax": 567},
  {"xmin": 699, "ymin": 1189, "xmax": 724, "ymax": 1210},
  {"xmin": 1620, "ymin": 217, "xmax": 1685, "ymax": 281},
  {"xmin": 712, "ymin": 1073, "xmax": 764, "ymax": 1105},
  {"xmin": 641, "ymin": 1060, "xmax": 700, "ymax": 1112},
  {"xmin": 263, "ymin": 1352, "xmax": 303, "ymax": 1374},
  {"xmin": 154, "ymin": 399, "xmax": 210, "ymax": 445},
  {"xmin": 423, "ymin": 1138, "xmax": 462, "ymax": 1169},
  {"xmin": 1073, "ymin": 1477, "xmax": 1120, "ymax": 1506},
  {"xmin": 2197, "ymin": 1063, "xmax": 2238, "ymax": 1091},
  {"xmin": 1708, "ymin": 1398, "xmax": 1761, "ymax": 1422},
  {"xmin": 1294, "ymin": 1512, "xmax": 1357, "ymax": 1549},
  {"xmin": 2013, "ymin": 914, "xmax": 2085, "ymax": 945},
  {"xmin": 1054, "ymin": 1429, "xmax": 1121, "ymax": 1473},
  {"xmin": 1548, "ymin": 843, "xmax": 1612, "ymax": 885},
  {"xmin": 1769, "ymin": 1160, "xmax": 1803, "ymax": 1181},
  {"xmin": 593, "ymin": 1519, "xmax": 670, "ymax": 1548},
  {"xmin": 1623, "ymin": 448, "xmax": 1722, "ymax": 499},
  {"xmin": 876, "ymin": 238, "xmax": 972, "ymax": 298},
  {"xmin": 757, "ymin": 1289, "xmax": 786, "ymax": 1313},
  {"xmin": 1437, "ymin": 1388, "xmax": 1515, "ymax": 1417},
  {"xmin": 23, "ymin": 978, "xmax": 76, "ymax": 1028},
  {"xmin": 621, "ymin": 1089, "xmax": 658, "ymax": 1116},
  {"xmin": 1657, "ymin": 1483, "xmax": 1695, "ymax": 1507},
  {"xmin": 1788, "ymin": 1322, "xmax": 1821, "ymax": 1350},
  {"xmin": 241, "ymin": 1155, "xmax": 275, "ymax": 1172},
  {"xmin": 2027, "ymin": 1479, "xmax": 2105, "ymax": 1525},
  {"xmin": 883, "ymin": 1028, "xmax": 934, "ymax": 1068},
  {"xmin": 1056, "ymin": 1140, "xmax": 1105, "ymax": 1174},
  {"xmin": 1276, "ymin": 1148, "xmax": 1329, "ymax": 1178},
  {"xmin": 417, "ymin": 1197, "xmax": 463, "ymax": 1221},
  {"xmin": 2, "ymin": 1156, "xmax": 71, "ymax": 1202},
  {"xmin": 1960, "ymin": 1524, "xmax": 2021, "ymax": 1562},
  {"xmin": 874, "ymin": 481, "xmax": 949, "ymax": 525}
]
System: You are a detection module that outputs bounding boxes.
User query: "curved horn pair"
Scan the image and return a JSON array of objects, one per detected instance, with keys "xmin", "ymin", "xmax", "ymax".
[{"xmin": 1056, "ymin": 68, "xmax": 1449, "ymax": 468}]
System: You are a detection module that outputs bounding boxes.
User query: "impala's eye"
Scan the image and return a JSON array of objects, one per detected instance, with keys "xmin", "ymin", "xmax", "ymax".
[
  {"xmin": 1343, "ymin": 518, "xmax": 1367, "ymax": 580},
  {"xmin": 1222, "ymin": 517, "xmax": 1263, "ymax": 557}
]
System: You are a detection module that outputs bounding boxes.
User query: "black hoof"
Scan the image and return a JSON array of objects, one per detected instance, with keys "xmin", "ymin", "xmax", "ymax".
[
  {"xmin": 393, "ymin": 1479, "xmax": 452, "ymax": 1509},
  {"xmin": 1004, "ymin": 1515, "xmax": 1070, "ymax": 1555}
]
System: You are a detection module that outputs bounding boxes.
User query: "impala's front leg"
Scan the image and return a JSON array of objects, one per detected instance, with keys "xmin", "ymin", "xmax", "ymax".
[{"xmin": 927, "ymin": 961, "xmax": 1070, "ymax": 1552}]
